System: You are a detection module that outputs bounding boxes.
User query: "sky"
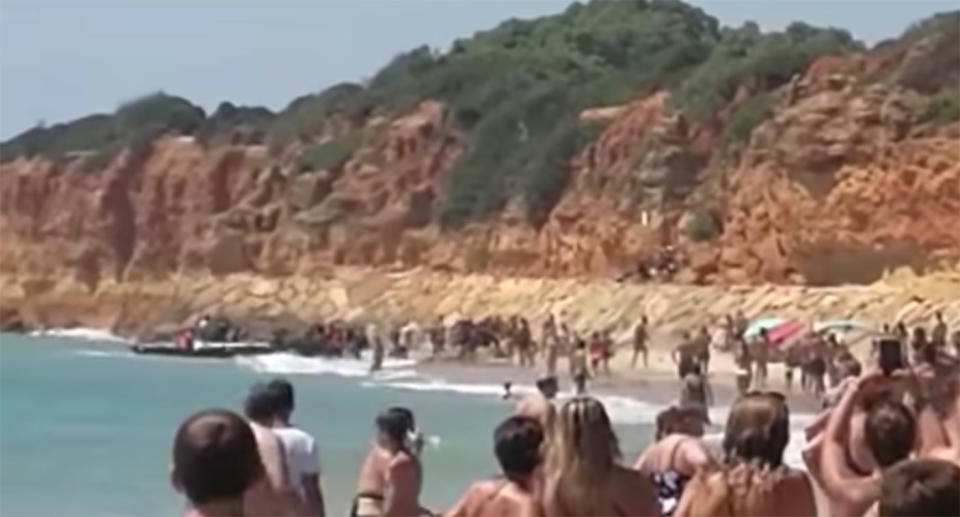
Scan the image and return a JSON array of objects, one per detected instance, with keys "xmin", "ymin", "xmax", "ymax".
[{"xmin": 1, "ymin": 0, "xmax": 956, "ymax": 140}]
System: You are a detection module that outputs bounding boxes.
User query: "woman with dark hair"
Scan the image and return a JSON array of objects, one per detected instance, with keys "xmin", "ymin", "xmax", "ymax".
[
  {"xmin": 674, "ymin": 392, "xmax": 815, "ymax": 517},
  {"xmin": 353, "ymin": 407, "xmax": 424, "ymax": 517},
  {"xmin": 634, "ymin": 405, "xmax": 715, "ymax": 515},
  {"xmin": 542, "ymin": 397, "xmax": 658, "ymax": 516}
]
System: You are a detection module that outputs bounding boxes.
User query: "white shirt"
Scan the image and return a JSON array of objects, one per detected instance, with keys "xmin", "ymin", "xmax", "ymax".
[{"xmin": 273, "ymin": 426, "xmax": 321, "ymax": 500}]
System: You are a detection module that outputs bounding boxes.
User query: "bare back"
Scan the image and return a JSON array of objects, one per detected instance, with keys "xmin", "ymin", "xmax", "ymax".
[
  {"xmin": 675, "ymin": 466, "xmax": 815, "ymax": 517},
  {"xmin": 445, "ymin": 479, "xmax": 541, "ymax": 517},
  {"xmin": 545, "ymin": 466, "xmax": 659, "ymax": 517}
]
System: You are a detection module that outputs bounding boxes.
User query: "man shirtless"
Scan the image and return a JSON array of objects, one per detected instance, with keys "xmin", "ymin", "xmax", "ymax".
[
  {"xmin": 446, "ymin": 416, "xmax": 544, "ymax": 517},
  {"xmin": 569, "ymin": 339, "xmax": 589, "ymax": 395},
  {"xmin": 354, "ymin": 407, "xmax": 423, "ymax": 517},
  {"xmin": 632, "ymin": 316, "xmax": 650, "ymax": 368},
  {"xmin": 541, "ymin": 315, "xmax": 559, "ymax": 376},
  {"xmin": 243, "ymin": 383, "xmax": 300, "ymax": 516}
]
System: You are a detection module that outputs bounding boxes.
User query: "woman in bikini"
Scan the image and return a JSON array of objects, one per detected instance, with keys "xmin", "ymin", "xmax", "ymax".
[
  {"xmin": 674, "ymin": 392, "xmax": 816, "ymax": 517},
  {"xmin": 635, "ymin": 405, "xmax": 716, "ymax": 516},
  {"xmin": 542, "ymin": 397, "xmax": 659, "ymax": 516}
]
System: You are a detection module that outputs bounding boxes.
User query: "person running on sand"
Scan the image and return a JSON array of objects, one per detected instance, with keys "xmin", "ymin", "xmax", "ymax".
[
  {"xmin": 817, "ymin": 372, "xmax": 917, "ymax": 517},
  {"xmin": 354, "ymin": 407, "xmax": 424, "ymax": 517},
  {"xmin": 879, "ymin": 458, "xmax": 960, "ymax": 517},
  {"xmin": 243, "ymin": 384, "xmax": 299, "ymax": 517},
  {"xmin": 635, "ymin": 406, "xmax": 716, "ymax": 516},
  {"xmin": 515, "ymin": 376, "xmax": 558, "ymax": 429},
  {"xmin": 632, "ymin": 316, "xmax": 650, "ymax": 368},
  {"xmin": 674, "ymin": 392, "xmax": 816, "ymax": 517},
  {"xmin": 172, "ymin": 409, "xmax": 264, "ymax": 517},
  {"xmin": 570, "ymin": 339, "xmax": 589, "ymax": 395},
  {"xmin": 446, "ymin": 416, "xmax": 545, "ymax": 517},
  {"xmin": 268, "ymin": 379, "xmax": 326, "ymax": 516},
  {"xmin": 543, "ymin": 397, "xmax": 659, "ymax": 516},
  {"xmin": 931, "ymin": 311, "xmax": 947, "ymax": 348}
]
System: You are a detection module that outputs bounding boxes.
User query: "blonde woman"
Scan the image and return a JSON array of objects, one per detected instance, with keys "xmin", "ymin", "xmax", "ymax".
[
  {"xmin": 543, "ymin": 397, "xmax": 659, "ymax": 516},
  {"xmin": 674, "ymin": 392, "xmax": 815, "ymax": 517}
]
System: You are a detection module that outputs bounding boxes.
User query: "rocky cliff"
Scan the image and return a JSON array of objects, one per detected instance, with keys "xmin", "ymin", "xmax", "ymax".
[{"xmin": 1, "ymin": 5, "xmax": 958, "ymax": 297}]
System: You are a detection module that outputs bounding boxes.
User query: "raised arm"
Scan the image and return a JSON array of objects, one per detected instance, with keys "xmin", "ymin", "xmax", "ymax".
[{"xmin": 820, "ymin": 373, "xmax": 881, "ymax": 506}]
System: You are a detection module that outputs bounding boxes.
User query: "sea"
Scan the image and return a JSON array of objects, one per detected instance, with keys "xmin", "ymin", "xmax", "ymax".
[{"xmin": 0, "ymin": 330, "xmax": 814, "ymax": 516}]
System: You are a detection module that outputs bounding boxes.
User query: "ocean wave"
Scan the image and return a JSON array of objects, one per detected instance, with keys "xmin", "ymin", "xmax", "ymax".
[
  {"xmin": 75, "ymin": 349, "xmax": 132, "ymax": 358},
  {"xmin": 235, "ymin": 352, "xmax": 416, "ymax": 377},
  {"xmin": 31, "ymin": 327, "xmax": 130, "ymax": 343}
]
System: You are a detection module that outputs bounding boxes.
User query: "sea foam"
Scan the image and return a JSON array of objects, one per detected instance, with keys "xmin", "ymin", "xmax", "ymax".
[
  {"xmin": 31, "ymin": 327, "xmax": 130, "ymax": 343},
  {"xmin": 235, "ymin": 352, "xmax": 416, "ymax": 377}
]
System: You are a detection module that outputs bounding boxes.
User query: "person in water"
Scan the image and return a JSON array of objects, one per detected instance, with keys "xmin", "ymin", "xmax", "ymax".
[
  {"xmin": 354, "ymin": 407, "xmax": 424, "ymax": 517},
  {"xmin": 878, "ymin": 458, "xmax": 960, "ymax": 516},
  {"xmin": 674, "ymin": 391, "xmax": 816, "ymax": 517},
  {"xmin": 445, "ymin": 416, "xmax": 545, "ymax": 517},
  {"xmin": 542, "ymin": 397, "xmax": 659, "ymax": 516},
  {"xmin": 243, "ymin": 383, "xmax": 299, "ymax": 516},
  {"xmin": 634, "ymin": 405, "xmax": 715, "ymax": 516},
  {"xmin": 679, "ymin": 362, "xmax": 713, "ymax": 421},
  {"xmin": 171, "ymin": 408, "xmax": 264, "ymax": 517},
  {"xmin": 515, "ymin": 376, "xmax": 558, "ymax": 429},
  {"xmin": 268, "ymin": 379, "xmax": 326, "ymax": 516}
]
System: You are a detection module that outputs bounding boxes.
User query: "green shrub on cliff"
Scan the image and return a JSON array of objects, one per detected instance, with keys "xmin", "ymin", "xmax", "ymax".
[
  {"xmin": 723, "ymin": 92, "xmax": 773, "ymax": 146},
  {"xmin": 0, "ymin": 92, "xmax": 207, "ymax": 164},
  {"xmin": 684, "ymin": 209, "xmax": 719, "ymax": 241},
  {"xmin": 920, "ymin": 89, "xmax": 960, "ymax": 124},
  {"xmin": 296, "ymin": 132, "xmax": 363, "ymax": 173}
]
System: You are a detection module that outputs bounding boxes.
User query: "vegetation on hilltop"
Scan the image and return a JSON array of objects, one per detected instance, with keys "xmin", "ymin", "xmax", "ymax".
[{"xmin": 2, "ymin": 1, "xmax": 956, "ymax": 227}]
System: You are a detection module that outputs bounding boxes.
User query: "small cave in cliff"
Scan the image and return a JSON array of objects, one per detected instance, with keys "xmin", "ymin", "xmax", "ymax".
[{"xmin": 796, "ymin": 240, "xmax": 931, "ymax": 286}]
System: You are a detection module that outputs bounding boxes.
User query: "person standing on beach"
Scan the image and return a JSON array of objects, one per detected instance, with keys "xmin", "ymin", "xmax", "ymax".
[
  {"xmin": 693, "ymin": 326, "xmax": 711, "ymax": 373},
  {"xmin": 429, "ymin": 317, "xmax": 446, "ymax": 358},
  {"xmin": 268, "ymin": 379, "xmax": 326, "ymax": 516},
  {"xmin": 588, "ymin": 332, "xmax": 605, "ymax": 376},
  {"xmin": 446, "ymin": 416, "xmax": 545, "ymax": 517},
  {"xmin": 543, "ymin": 397, "xmax": 659, "ymax": 516},
  {"xmin": 570, "ymin": 339, "xmax": 589, "ymax": 395},
  {"xmin": 542, "ymin": 315, "xmax": 559, "ymax": 376},
  {"xmin": 632, "ymin": 316, "xmax": 650, "ymax": 368},
  {"xmin": 635, "ymin": 406, "xmax": 716, "ymax": 516},
  {"xmin": 354, "ymin": 407, "xmax": 423, "ymax": 517},
  {"xmin": 734, "ymin": 339, "xmax": 753, "ymax": 395},
  {"xmin": 754, "ymin": 328, "xmax": 771, "ymax": 388},
  {"xmin": 171, "ymin": 409, "xmax": 264, "ymax": 517},
  {"xmin": 679, "ymin": 363, "xmax": 712, "ymax": 419},
  {"xmin": 931, "ymin": 311, "xmax": 947, "ymax": 348},
  {"xmin": 601, "ymin": 329, "xmax": 614, "ymax": 375},
  {"xmin": 243, "ymin": 384, "xmax": 299, "ymax": 516},
  {"xmin": 516, "ymin": 318, "xmax": 534, "ymax": 368},
  {"xmin": 671, "ymin": 333, "xmax": 698, "ymax": 380}
]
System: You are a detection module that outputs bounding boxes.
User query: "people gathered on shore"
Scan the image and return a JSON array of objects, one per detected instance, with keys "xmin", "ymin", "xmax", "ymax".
[{"xmin": 170, "ymin": 310, "xmax": 960, "ymax": 516}]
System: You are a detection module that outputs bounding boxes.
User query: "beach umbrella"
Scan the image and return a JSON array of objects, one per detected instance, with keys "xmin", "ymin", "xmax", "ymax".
[
  {"xmin": 813, "ymin": 319, "xmax": 873, "ymax": 334},
  {"xmin": 767, "ymin": 319, "xmax": 807, "ymax": 343},
  {"xmin": 744, "ymin": 316, "xmax": 787, "ymax": 339}
]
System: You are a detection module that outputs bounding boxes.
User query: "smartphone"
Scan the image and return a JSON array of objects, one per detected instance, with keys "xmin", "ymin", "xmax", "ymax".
[{"xmin": 878, "ymin": 338, "xmax": 905, "ymax": 375}]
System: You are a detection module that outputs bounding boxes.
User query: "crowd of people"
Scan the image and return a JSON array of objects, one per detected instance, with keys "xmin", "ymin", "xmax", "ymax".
[{"xmin": 170, "ymin": 311, "xmax": 960, "ymax": 517}]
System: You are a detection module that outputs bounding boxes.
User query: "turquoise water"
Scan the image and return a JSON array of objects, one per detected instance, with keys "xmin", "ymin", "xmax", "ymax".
[{"xmin": 0, "ymin": 333, "xmax": 655, "ymax": 516}]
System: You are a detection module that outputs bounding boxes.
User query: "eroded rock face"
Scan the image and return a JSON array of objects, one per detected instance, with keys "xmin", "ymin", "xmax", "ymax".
[
  {"xmin": 719, "ymin": 73, "xmax": 959, "ymax": 284},
  {"xmin": 0, "ymin": 70, "xmax": 956, "ymax": 286}
]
